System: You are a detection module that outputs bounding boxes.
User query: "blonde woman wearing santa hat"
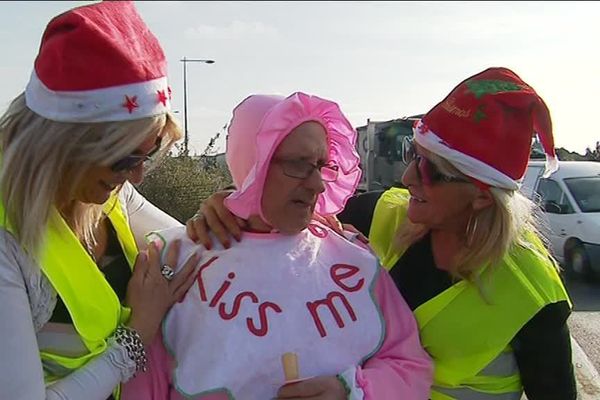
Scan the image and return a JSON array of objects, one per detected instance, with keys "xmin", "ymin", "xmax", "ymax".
[
  {"xmin": 188, "ymin": 68, "xmax": 576, "ymax": 400},
  {"xmin": 0, "ymin": 2, "xmax": 199, "ymax": 399}
]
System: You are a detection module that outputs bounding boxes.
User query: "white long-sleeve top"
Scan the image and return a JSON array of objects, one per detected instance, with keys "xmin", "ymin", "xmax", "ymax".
[{"xmin": 0, "ymin": 182, "xmax": 180, "ymax": 400}]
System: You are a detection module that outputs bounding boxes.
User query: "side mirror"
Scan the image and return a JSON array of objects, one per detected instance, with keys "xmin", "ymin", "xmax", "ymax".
[{"xmin": 542, "ymin": 201, "xmax": 562, "ymax": 214}]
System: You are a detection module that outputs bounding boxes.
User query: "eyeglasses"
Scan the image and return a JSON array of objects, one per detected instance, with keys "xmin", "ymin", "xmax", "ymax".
[
  {"xmin": 111, "ymin": 137, "xmax": 162, "ymax": 172},
  {"xmin": 402, "ymin": 137, "xmax": 469, "ymax": 185},
  {"xmin": 272, "ymin": 158, "xmax": 339, "ymax": 182}
]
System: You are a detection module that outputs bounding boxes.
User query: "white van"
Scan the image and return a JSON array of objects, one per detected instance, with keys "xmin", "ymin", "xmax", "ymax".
[{"xmin": 521, "ymin": 161, "xmax": 600, "ymax": 280}]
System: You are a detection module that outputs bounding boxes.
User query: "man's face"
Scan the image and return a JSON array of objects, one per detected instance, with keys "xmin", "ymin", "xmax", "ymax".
[{"xmin": 261, "ymin": 121, "xmax": 328, "ymax": 234}]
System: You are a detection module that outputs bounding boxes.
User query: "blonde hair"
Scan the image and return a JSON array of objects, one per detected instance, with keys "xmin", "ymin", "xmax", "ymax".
[
  {"xmin": 0, "ymin": 93, "xmax": 182, "ymax": 256},
  {"xmin": 395, "ymin": 151, "xmax": 550, "ymax": 282}
]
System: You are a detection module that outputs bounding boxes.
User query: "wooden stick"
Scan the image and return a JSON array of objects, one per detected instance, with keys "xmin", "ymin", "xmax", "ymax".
[{"xmin": 281, "ymin": 352, "xmax": 299, "ymax": 381}]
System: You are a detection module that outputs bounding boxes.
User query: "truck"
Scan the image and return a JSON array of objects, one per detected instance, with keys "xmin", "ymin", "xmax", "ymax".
[{"xmin": 355, "ymin": 115, "xmax": 422, "ymax": 192}]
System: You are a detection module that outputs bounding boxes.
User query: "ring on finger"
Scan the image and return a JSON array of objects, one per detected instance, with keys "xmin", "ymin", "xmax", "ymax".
[
  {"xmin": 192, "ymin": 212, "xmax": 203, "ymax": 221},
  {"xmin": 160, "ymin": 264, "xmax": 175, "ymax": 281}
]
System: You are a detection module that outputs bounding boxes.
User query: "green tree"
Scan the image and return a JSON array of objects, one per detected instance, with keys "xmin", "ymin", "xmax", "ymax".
[
  {"xmin": 555, "ymin": 147, "xmax": 586, "ymax": 161},
  {"xmin": 584, "ymin": 141, "xmax": 600, "ymax": 161},
  {"xmin": 533, "ymin": 137, "xmax": 599, "ymax": 162},
  {"xmin": 137, "ymin": 134, "xmax": 232, "ymax": 223}
]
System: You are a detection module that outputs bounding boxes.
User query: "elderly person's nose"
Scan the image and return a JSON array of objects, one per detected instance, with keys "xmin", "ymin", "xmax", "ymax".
[{"xmin": 304, "ymin": 169, "xmax": 326, "ymax": 193}]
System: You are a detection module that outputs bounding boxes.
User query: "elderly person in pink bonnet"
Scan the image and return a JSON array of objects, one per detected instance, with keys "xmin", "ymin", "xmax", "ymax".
[{"xmin": 122, "ymin": 92, "xmax": 433, "ymax": 400}]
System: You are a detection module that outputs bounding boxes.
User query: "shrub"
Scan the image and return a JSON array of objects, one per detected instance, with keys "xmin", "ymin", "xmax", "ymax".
[{"xmin": 137, "ymin": 154, "xmax": 232, "ymax": 223}]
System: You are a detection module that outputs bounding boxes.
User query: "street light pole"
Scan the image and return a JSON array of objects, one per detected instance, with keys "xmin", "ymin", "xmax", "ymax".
[{"xmin": 180, "ymin": 57, "xmax": 215, "ymax": 155}]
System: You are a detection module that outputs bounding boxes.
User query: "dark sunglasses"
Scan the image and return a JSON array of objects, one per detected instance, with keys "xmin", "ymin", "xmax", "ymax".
[
  {"xmin": 402, "ymin": 137, "xmax": 469, "ymax": 185},
  {"xmin": 272, "ymin": 158, "xmax": 339, "ymax": 182},
  {"xmin": 111, "ymin": 136, "xmax": 162, "ymax": 172}
]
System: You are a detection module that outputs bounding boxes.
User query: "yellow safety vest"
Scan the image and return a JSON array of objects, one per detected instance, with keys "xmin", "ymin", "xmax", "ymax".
[
  {"xmin": 0, "ymin": 193, "xmax": 138, "ymax": 398},
  {"xmin": 370, "ymin": 188, "xmax": 571, "ymax": 400}
]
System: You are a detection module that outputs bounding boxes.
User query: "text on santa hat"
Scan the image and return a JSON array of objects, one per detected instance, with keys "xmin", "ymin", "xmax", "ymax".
[{"xmin": 441, "ymin": 97, "xmax": 471, "ymax": 118}]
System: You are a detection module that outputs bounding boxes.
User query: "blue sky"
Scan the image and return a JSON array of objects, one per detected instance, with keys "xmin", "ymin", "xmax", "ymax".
[{"xmin": 1, "ymin": 1, "xmax": 598, "ymax": 154}]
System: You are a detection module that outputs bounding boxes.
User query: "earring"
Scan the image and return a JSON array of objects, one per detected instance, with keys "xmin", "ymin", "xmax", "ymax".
[{"xmin": 465, "ymin": 213, "xmax": 479, "ymax": 248}]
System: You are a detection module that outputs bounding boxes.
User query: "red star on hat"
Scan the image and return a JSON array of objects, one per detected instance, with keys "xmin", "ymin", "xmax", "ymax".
[
  {"xmin": 123, "ymin": 95, "xmax": 139, "ymax": 114},
  {"xmin": 157, "ymin": 89, "xmax": 168, "ymax": 106}
]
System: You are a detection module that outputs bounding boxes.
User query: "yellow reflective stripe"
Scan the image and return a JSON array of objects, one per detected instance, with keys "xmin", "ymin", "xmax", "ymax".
[
  {"xmin": 478, "ymin": 351, "xmax": 519, "ymax": 377},
  {"xmin": 42, "ymin": 358, "xmax": 73, "ymax": 382},
  {"xmin": 37, "ymin": 322, "xmax": 88, "ymax": 356},
  {"xmin": 461, "ymin": 373, "xmax": 521, "ymax": 392},
  {"xmin": 432, "ymin": 386, "xmax": 521, "ymax": 400}
]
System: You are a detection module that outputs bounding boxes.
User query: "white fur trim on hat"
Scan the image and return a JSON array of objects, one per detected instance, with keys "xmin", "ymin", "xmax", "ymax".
[
  {"xmin": 414, "ymin": 120, "xmax": 520, "ymax": 190},
  {"xmin": 25, "ymin": 71, "xmax": 171, "ymax": 123}
]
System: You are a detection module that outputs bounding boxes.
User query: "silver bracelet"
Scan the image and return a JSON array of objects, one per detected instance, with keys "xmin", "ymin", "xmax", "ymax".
[{"xmin": 114, "ymin": 325, "xmax": 147, "ymax": 373}]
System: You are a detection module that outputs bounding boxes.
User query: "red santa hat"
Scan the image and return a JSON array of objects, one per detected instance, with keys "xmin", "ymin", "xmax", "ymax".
[
  {"xmin": 25, "ymin": 1, "xmax": 171, "ymax": 123},
  {"xmin": 414, "ymin": 67, "xmax": 557, "ymax": 190}
]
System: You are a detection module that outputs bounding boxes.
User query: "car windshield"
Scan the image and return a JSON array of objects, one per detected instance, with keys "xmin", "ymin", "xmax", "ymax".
[{"xmin": 564, "ymin": 176, "xmax": 600, "ymax": 213}]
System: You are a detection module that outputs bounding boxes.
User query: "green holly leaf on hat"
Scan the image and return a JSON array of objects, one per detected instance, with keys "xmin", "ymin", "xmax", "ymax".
[
  {"xmin": 474, "ymin": 104, "xmax": 487, "ymax": 123},
  {"xmin": 466, "ymin": 79, "xmax": 522, "ymax": 99}
]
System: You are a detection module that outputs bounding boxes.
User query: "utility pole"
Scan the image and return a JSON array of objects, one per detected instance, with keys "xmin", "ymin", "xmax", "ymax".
[{"xmin": 180, "ymin": 57, "xmax": 215, "ymax": 154}]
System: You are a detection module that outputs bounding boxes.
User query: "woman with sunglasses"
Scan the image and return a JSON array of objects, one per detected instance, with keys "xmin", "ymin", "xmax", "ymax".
[
  {"xmin": 187, "ymin": 68, "xmax": 576, "ymax": 400},
  {"xmin": 0, "ymin": 3, "xmax": 199, "ymax": 399}
]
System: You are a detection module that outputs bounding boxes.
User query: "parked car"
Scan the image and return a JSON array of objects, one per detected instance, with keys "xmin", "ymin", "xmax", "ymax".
[{"xmin": 521, "ymin": 161, "xmax": 600, "ymax": 280}]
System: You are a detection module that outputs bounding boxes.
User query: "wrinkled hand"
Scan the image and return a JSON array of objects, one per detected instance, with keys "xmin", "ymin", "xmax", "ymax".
[
  {"xmin": 125, "ymin": 239, "xmax": 199, "ymax": 345},
  {"xmin": 312, "ymin": 214, "xmax": 369, "ymax": 245},
  {"xmin": 186, "ymin": 190, "xmax": 246, "ymax": 250},
  {"xmin": 312, "ymin": 213, "xmax": 343, "ymax": 235},
  {"xmin": 276, "ymin": 376, "xmax": 347, "ymax": 399},
  {"xmin": 340, "ymin": 223, "xmax": 369, "ymax": 245}
]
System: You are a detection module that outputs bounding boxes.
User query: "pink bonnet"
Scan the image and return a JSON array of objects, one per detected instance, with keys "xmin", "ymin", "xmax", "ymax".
[{"xmin": 224, "ymin": 92, "xmax": 361, "ymax": 221}]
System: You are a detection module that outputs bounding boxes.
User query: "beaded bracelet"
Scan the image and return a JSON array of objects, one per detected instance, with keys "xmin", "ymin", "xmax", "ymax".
[{"xmin": 114, "ymin": 325, "xmax": 148, "ymax": 373}]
